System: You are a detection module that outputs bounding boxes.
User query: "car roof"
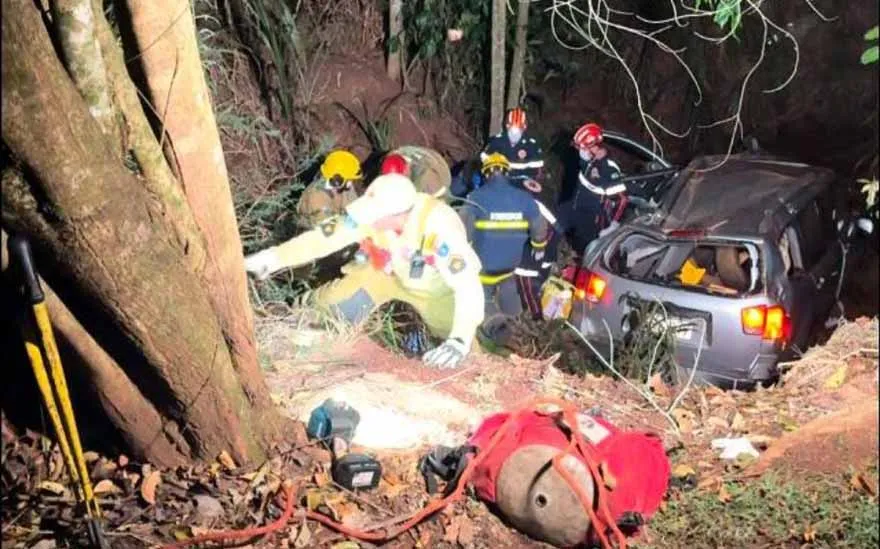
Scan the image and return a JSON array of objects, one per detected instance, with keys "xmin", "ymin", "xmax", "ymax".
[{"xmin": 633, "ymin": 153, "xmax": 835, "ymax": 240}]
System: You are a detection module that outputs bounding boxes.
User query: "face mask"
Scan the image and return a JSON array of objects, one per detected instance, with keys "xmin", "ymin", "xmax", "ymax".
[
  {"xmin": 579, "ymin": 149, "xmax": 593, "ymax": 162},
  {"xmin": 507, "ymin": 128, "xmax": 523, "ymax": 145}
]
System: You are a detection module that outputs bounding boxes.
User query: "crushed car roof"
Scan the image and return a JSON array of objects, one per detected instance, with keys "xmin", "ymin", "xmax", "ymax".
[{"xmin": 635, "ymin": 153, "xmax": 835, "ymax": 240}]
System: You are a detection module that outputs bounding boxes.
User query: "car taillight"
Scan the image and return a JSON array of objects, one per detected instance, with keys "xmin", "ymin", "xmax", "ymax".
[
  {"xmin": 574, "ymin": 269, "xmax": 607, "ymax": 303},
  {"xmin": 741, "ymin": 305, "xmax": 790, "ymax": 341}
]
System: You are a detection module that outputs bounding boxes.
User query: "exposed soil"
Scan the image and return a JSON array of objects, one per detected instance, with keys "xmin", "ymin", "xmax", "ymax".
[{"xmin": 753, "ymin": 400, "xmax": 879, "ymax": 477}]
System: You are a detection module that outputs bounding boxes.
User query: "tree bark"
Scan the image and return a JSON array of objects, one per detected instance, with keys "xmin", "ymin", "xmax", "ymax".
[
  {"xmin": 2, "ymin": 228, "xmax": 190, "ymax": 468},
  {"xmin": 121, "ymin": 0, "xmax": 275, "ymax": 421},
  {"xmin": 387, "ymin": 0, "xmax": 403, "ymax": 83},
  {"xmin": 1, "ymin": 0, "xmax": 280, "ymax": 464},
  {"xmin": 489, "ymin": 0, "xmax": 507, "ymax": 135},
  {"xmin": 90, "ymin": 0, "xmax": 208, "ymax": 276},
  {"xmin": 506, "ymin": 0, "xmax": 529, "ymax": 110},
  {"xmin": 49, "ymin": 0, "xmax": 122, "ymax": 150}
]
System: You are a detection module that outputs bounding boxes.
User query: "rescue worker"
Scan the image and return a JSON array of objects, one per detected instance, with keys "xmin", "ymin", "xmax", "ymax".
[
  {"xmin": 296, "ymin": 149, "xmax": 363, "ymax": 229},
  {"xmin": 380, "ymin": 146, "xmax": 452, "ymax": 201},
  {"xmin": 244, "ymin": 173, "xmax": 484, "ymax": 369},
  {"xmin": 557, "ymin": 122, "xmax": 626, "ymax": 256},
  {"xmin": 459, "ymin": 153, "xmax": 550, "ymax": 347},
  {"xmin": 481, "ymin": 107, "xmax": 545, "ymax": 195},
  {"xmin": 515, "ymin": 198, "xmax": 563, "ymax": 319},
  {"xmin": 449, "ymin": 158, "xmax": 484, "ymax": 198}
]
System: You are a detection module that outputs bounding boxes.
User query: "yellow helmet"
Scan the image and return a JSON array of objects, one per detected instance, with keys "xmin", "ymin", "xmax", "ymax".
[
  {"xmin": 481, "ymin": 152, "xmax": 510, "ymax": 175},
  {"xmin": 320, "ymin": 150, "xmax": 363, "ymax": 183}
]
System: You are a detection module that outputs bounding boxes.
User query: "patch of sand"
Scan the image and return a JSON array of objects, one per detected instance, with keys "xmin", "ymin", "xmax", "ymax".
[{"xmin": 279, "ymin": 372, "xmax": 488, "ymax": 450}]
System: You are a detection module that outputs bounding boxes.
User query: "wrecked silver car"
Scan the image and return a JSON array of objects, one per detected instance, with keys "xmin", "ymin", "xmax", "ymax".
[{"xmin": 569, "ymin": 154, "xmax": 872, "ymax": 389}]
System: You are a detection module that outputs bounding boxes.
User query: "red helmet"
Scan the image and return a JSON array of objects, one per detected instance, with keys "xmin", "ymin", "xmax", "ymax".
[
  {"xmin": 380, "ymin": 153, "xmax": 409, "ymax": 175},
  {"xmin": 573, "ymin": 123, "xmax": 603, "ymax": 148},
  {"xmin": 506, "ymin": 107, "xmax": 527, "ymax": 130}
]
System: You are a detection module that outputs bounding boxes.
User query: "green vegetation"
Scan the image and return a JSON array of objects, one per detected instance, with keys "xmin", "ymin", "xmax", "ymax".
[
  {"xmin": 645, "ymin": 471, "xmax": 880, "ymax": 548},
  {"xmin": 862, "ymin": 26, "xmax": 879, "ymax": 65}
]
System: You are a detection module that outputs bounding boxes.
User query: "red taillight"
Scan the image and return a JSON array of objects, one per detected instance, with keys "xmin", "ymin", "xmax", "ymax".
[
  {"xmin": 741, "ymin": 305, "xmax": 790, "ymax": 341},
  {"xmin": 574, "ymin": 269, "xmax": 607, "ymax": 303}
]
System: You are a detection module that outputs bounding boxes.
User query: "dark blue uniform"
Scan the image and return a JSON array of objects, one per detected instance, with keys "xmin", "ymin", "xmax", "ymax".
[
  {"xmin": 450, "ymin": 159, "xmax": 484, "ymax": 198},
  {"xmin": 481, "ymin": 133, "xmax": 545, "ymax": 193},
  {"xmin": 514, "ymin": 199, "xmax": 562, "ymax": 318},
  {"xmin": 459, "ymin": 173, "xmax": 550, "ymax": 345},
  {"xmin": 557, "ymin": 155, "xmax": 625, "ymax": 255}
]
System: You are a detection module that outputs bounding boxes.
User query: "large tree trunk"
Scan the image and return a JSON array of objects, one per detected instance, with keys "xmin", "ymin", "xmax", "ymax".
[
  {"xmin": 121, "ymin": 0, "xmax": 271, "ymax": 416},
  {"xmin": 506, "ymin": 0, "xmax": 529, "ymax": 110},
  {"xmin": 489, "ymin": 0, "xmax": 507, "ymax": 135},
  {"xmin": 1, "ymin": 228, "xmax": 189, "ymax": 468},
  {"xmin": 1, "ymin": 0, "xmax": 282, "ymax": 465},
  {"xmin": 387, "ymin": 0, "xmax": 404, "ymax": 83},
  {"xmin": 49, "ymin": 0, "xmax": 123, "ymax": 150}
]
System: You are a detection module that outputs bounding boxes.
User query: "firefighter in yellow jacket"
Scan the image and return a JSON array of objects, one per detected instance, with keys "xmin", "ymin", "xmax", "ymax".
[
  {"xmin": 244, "ymin": 173, "xmax": 485, "ymax": 368},
  {"xmin": 295, "ymin": 149, "xmax": 363, "ymax": 229}
]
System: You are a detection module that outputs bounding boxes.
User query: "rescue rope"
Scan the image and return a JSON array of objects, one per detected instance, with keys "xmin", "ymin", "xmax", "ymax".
[{"xmin": 160, "ymin": 397, "xmax": 628, "ymax": 549}]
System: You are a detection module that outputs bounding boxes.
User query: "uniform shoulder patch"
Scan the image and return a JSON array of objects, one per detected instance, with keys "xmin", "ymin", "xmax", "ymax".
[
  {"xmin": 319, "ymin": 217, "xmax": 338, "ymax": 237},
  {"xmin": 448, "ymin": 254, "xmax": 466, "ymax": 274}
]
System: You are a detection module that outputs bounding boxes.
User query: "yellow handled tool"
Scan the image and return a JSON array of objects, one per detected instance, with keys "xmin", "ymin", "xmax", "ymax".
[{"xmin": 8, "ymin": 234, "xmax": 109, "ymax": 549}]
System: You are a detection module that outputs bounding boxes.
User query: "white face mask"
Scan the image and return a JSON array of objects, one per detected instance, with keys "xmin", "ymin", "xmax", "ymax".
[
  {"xmin": 579, "ymin": 148, "xmax": 593, "ymax": 162},
  {"xmin": 507, "ymin": 128, "xmax": 523, "ymax": 145}
]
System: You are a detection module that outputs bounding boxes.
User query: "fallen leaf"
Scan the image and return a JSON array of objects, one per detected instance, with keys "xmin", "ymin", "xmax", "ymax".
[
  {"xmin": 648, "ymin": 373, "xmax": 672, "ymax": 397},
  {"xmin": 140, "ymin": 470, "xmax": 161, "ymax": 505},
  {"xmin": 172, "ymin": 527, "xmax": 193, "ymax": 541},
  {"xmin": 123, "ymin": 473, "xmax": 141, "ymax": 494},
  {"xmin": 93, "ymin": 479, "xmax": 121, "ymax": 495},
  {"xmin": 696, "ymin": 476, "xmax": 722, "ymax": 491},
  {"xmin": 314, "ymin": 471, "xmax": 331, "ymax": 488},
  {"xmin": 778, "ymin": 416, "xmax": 799, "ymax": 432},
  {"xmin": 217, "ymin": 450, "xmax": 237, "ymax": 471},
  {"xmin": 671, "ymin": 409, "xmax": 696, "ymax": 434},
  {"xmin": 48, "ymin": 450, "xmax": 65, "ymax": 480},
  {"xmin": 305, "ymin": 488, "xmax": 329, "ymax": 511},
  {"xmin": 38, "ymin": 480, "xmax": 67, "ymax": 496},
  {"xmin": 706, "ymin": 416, "xmax": 729, "ymax": 430},
  {"xmin": 824, "ymin": 364, "xmax": 847, "ymax": 389},
  {"xmin": 850, "ymin": 472, "xmax": 878, "ymax": 498},
  {"xmin": 330, "ymin": 542, "xmax": 360, "ymax": 549},
  {"xmin": 718, "ymin": 484, "xmax": 732, "ymax": 503},
  {"xmin": 672, "ymin": 464, "xmax": 696, "ymax": 478},
  {"xmin": 803, "ymin": 523, "xmax": 816, "ymax": 542},
  {"xmin": 293, "ymin": 521, "xmax": 312, "ymax": 548},
  {"xmin": 730, "ymin": 412, "xmax": 746, "ymax": 432}
]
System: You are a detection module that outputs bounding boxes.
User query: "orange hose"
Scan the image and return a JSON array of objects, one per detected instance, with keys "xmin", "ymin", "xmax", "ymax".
[{"xmin": 161, "ymin": 397, "xmax": 628, "ymax": 549}]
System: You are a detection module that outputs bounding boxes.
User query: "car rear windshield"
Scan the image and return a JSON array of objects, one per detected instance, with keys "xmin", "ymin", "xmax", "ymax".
[{"xmin": 604, "ymin": 232, "xmax": 764, "ymax": 297}]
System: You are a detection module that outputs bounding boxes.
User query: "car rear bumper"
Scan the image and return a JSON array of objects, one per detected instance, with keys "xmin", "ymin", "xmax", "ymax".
[{"xmin": 572, "ymin": 307, "xmax": 780, "ymax": 390}]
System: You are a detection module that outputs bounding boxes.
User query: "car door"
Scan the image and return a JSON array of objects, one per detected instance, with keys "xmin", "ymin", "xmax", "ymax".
[{"xmin": 788, "ymin": 193, "xmax": 841, "ymax": 344}]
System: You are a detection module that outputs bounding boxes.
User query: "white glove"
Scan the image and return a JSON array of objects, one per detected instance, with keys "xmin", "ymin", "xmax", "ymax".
[
  {"xmin": 422, "ymin": 338, "xmax": 469, "ymax": 370},
  {"xmin": 244, "ymin": 248, "xmax": 282, "ymax": 281}
]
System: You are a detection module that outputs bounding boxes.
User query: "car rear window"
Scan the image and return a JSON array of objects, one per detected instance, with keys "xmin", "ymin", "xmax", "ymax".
[{"xmin": 604, "ymin": 232, "xmax": 764, "ymax": 297}]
